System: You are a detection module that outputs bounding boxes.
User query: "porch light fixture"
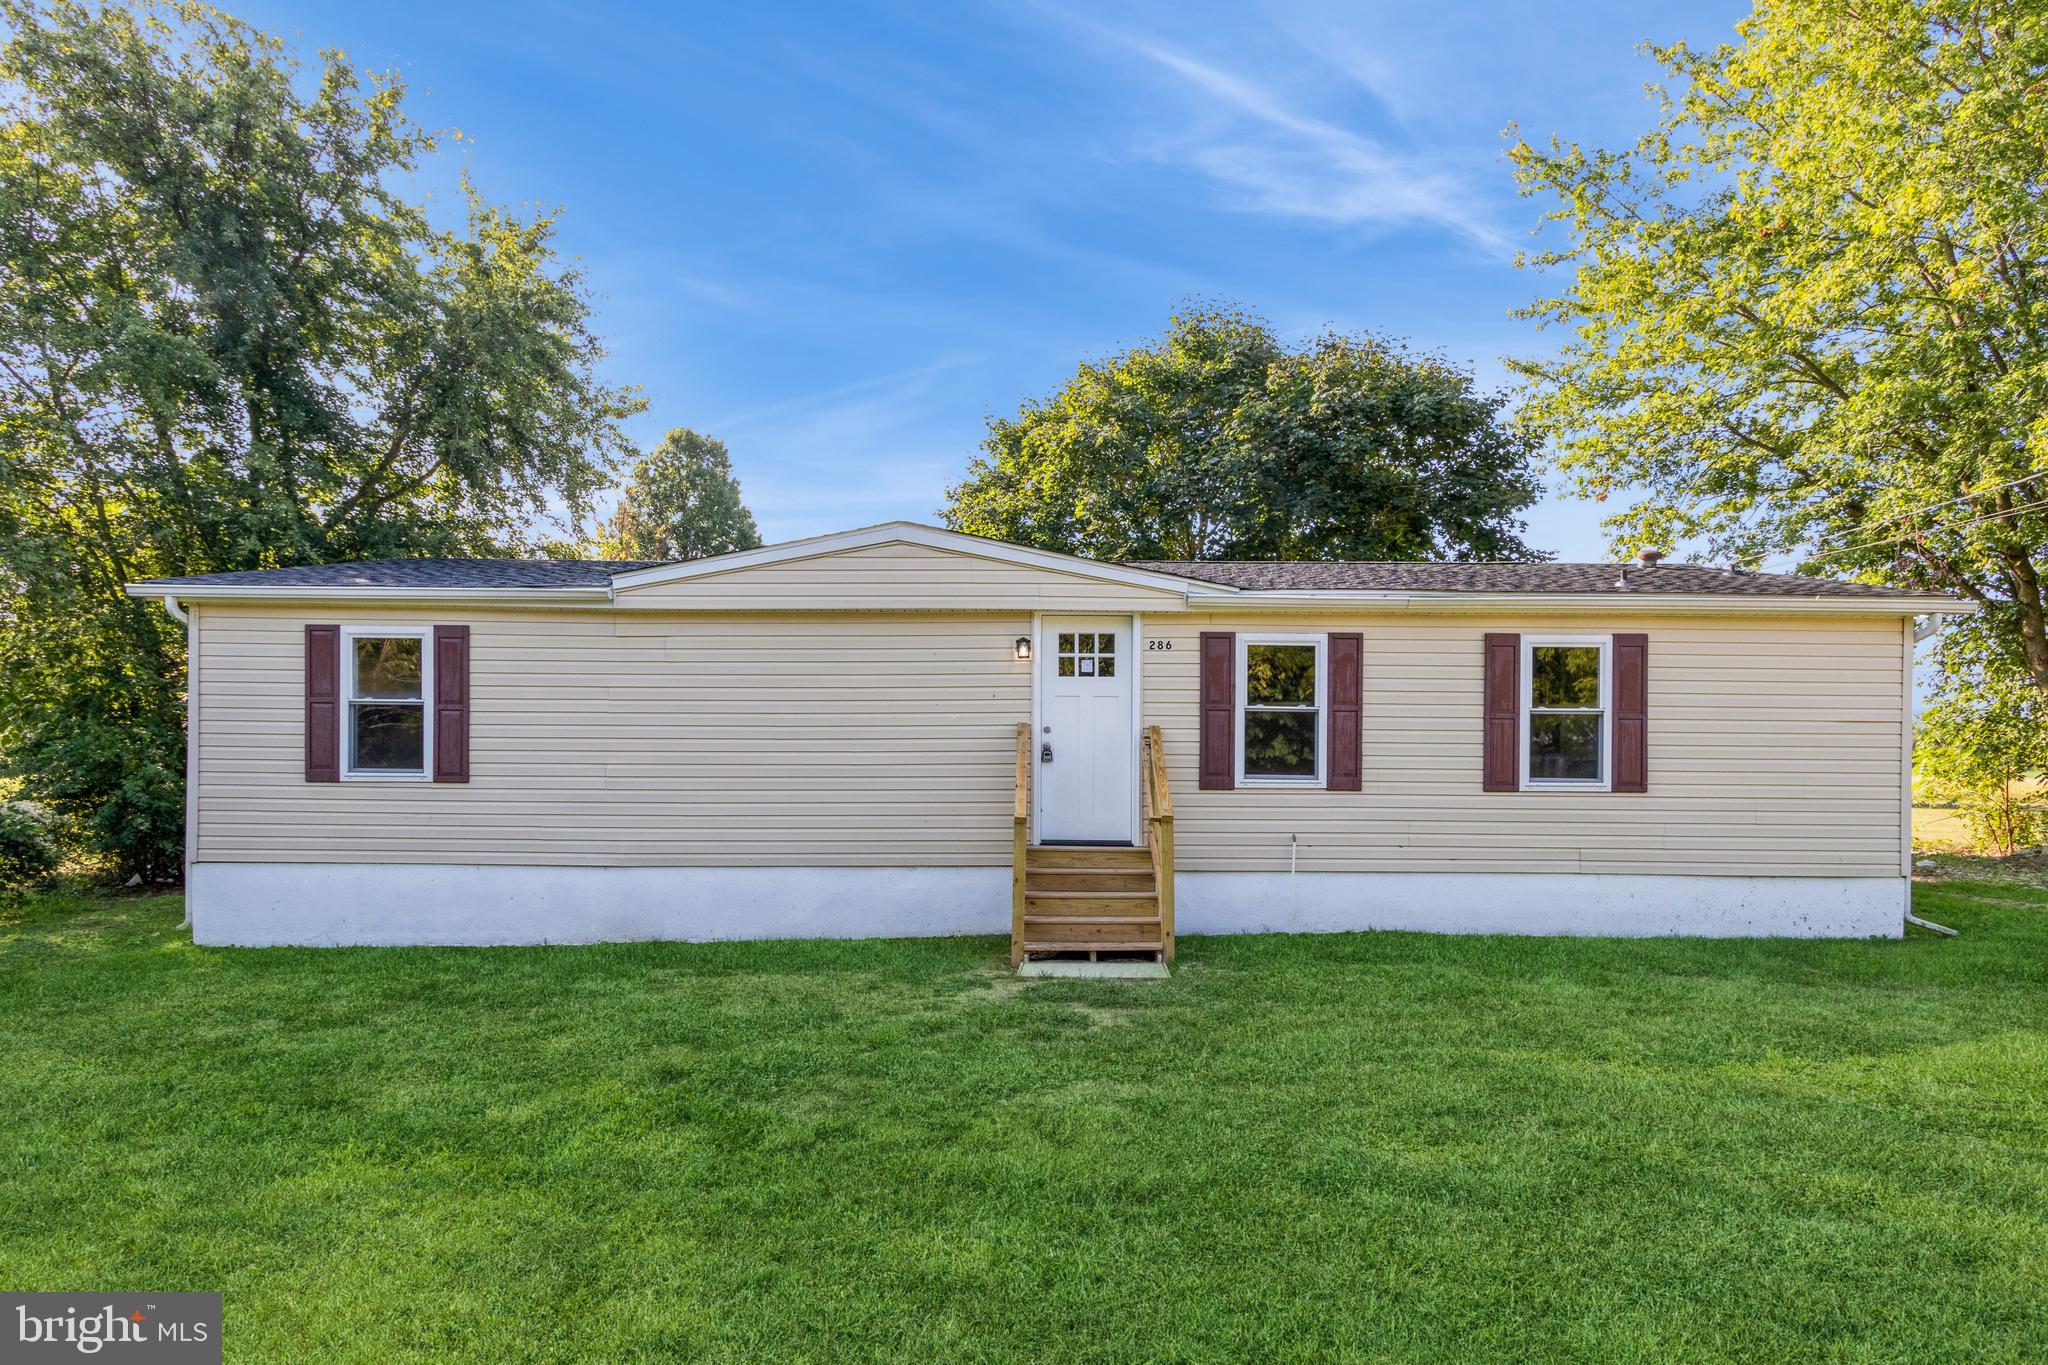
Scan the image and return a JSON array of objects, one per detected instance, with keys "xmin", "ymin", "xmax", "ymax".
[{"xmin": 1014, "ymin": 636, "xmax": 1032, "ymax": 660}]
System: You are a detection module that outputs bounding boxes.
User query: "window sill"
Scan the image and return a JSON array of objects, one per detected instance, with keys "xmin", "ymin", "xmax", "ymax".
[
  {"xmin": 1237, "ymin": 777, "xmax": 1327, "ymax": 790},
  {"xmin": 341, "ymin": 771, "xmax": 432, "ymax": 783},
  {"xmin": 1519, "ymin": 781, "xmax": 1611, "ymax": 793}
]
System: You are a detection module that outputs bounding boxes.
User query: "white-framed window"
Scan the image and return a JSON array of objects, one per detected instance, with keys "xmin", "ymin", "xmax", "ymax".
[
  {"xmin": 1237, "ymin": 634, "xmax": 1325, "ymax": 785},
  {"xmin": 342, "ymin": 627, "xmax": 433, "ymax": 780},
  {"xmin": 1522, "ymin": 635, "xmax": 1609, "ymax": 789}
]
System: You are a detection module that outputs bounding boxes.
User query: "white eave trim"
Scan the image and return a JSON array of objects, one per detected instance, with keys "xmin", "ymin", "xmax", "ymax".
[
  {"xmin": 1182, "ymin": 589, "xmax": 1976, "ymax": 616},
  {"xmin": 604, "ymin": 520, "xmax": 1225, "ymax": 596},
  {"xmin": 124, "ymin": 583, "xmax": 612, "ymax": 604}
]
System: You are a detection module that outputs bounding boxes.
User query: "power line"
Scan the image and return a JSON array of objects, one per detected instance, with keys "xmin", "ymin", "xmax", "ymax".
[
  {"xmin": 1809, "ymin": 469, "xmax": 2048, "ymax": 550},
  {"xmin": 1809, "ymin": 495, "xmax": 2048, "ymax": 560}
]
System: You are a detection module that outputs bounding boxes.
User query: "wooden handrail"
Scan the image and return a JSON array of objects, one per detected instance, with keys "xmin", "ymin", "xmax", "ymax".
[
  {"xmin": 1147, "ymin": 723, "xmax": 1172, "ymax": 821},
  {"xmin": 1011, "ymin": 722, "xmax": 1030, "ymax": 966},
  {"xmin": 1144, "ymin": 724, "xmax": 1176, "ymax": 964},
  {"xmin": 1014, "ymin": 721, "xmax": 1030, "ymax": 822}
]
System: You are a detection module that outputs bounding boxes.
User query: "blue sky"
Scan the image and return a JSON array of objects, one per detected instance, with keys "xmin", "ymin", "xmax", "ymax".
[{"xmin": 237, "ymin": 0, "xmax": 1751, "ymax": 558}]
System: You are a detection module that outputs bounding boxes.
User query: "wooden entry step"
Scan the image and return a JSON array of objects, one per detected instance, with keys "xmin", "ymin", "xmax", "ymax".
[
  {"xmin": 1010, "ymin": 723, "xmax": 1176, "ymax": 968},
  {"xmin": 1015, "ymin": 843, "xmax": 1166, "ymax": 962},
  {"xmin": 1026, "ymin": 846, "xmax": 1152, "ymax": 869}
]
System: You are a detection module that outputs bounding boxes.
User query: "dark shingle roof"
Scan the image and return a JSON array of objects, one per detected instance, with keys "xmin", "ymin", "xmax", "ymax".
[
  {"xmin": 133, "ymin": 551, "xmax": 1943, "ymax": 600},
  {"xmin": 1128, "ymin": 560, "xmax": 1932, "ymax": 598},
  {"xmin": 136, "ymin": 558, "xmax": 669, "ymax": 590}
]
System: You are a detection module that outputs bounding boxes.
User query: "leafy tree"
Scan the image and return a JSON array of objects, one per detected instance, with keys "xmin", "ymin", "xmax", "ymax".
[
  {"xmin": 1916, "ymin": 622, "xmax": 2048, "ymax": 855},
  {"xmin": 943, "ymin": 303, "xmax": 1543, "ymax": 562},
  {"xmin": 0, "ymin": 0, "xmax": 644, "ymax": 880},
  {"xmin": 593, "ymin": 428, "xmax": 762, "ymax": 561},
  {"xmin": 1508, "ymin": 0, "xmax": 2048, "ymax": 688}
]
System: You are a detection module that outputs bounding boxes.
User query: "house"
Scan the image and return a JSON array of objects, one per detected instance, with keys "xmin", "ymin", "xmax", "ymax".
[{"xmin": 126, "ymin": 521, "xmax": 1969, "ymax": 955}]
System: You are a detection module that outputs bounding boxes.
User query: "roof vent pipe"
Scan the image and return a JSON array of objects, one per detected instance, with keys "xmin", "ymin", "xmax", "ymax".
[{"xmin": 1635, "ymin": 548, "xmax": 1665, "ymax": 567}]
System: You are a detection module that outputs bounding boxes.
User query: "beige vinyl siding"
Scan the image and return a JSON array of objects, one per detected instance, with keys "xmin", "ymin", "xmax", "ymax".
[
  {"xmin": 194, "ymin": 602, "xmax": 1910, "ymax": 878},
  {"xmin": 611, "ymin": 540, "xmax": 1189, "ymax": 612},
  {"xmin": 196, "ymin": 606, "xmax": 1032, "ymax": 866},
  {"xmin": 1142, "ymin": 612, "xmax": 1907, "ymax": 878}
]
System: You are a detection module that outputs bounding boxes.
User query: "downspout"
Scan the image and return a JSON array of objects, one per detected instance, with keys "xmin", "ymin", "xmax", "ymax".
[
  {"xmin": 160, "ymin": 597, "xmax": 192, "ymax": 927},
  {"xmin": 1904, "ymin": 613, "xmax": 1957, "ymax": 937}
]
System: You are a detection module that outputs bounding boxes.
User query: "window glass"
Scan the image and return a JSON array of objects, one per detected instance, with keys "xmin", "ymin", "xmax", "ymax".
[
  {"xmin": 1241, "ymin": 640, "xmax": 1321, "ymax": 780},
  {"xmin": 1530, "ymin": 646, "xmax": 1600, "ymax": 709},
  {"xmin": 1529, "ymin": 714, "xmax": 1601, "ymax": 781},
  {"xmin": 1525, "ymin": 641, "xmax": 1605, "ymax": 784},
  {"xmin": 1246, "ymin": 643, "xmax": 1316, "ymax": 707},
  {"xmin": 347, "ymin": 633, "xmax": 427, "ymax": 775},
  {"xmin": 352, "ymin": 704, "xmax": 425, "ymax": 771},
  {"xmin": 354, "ymin": 637, "xmax": 423, "ymax": 699},
  {"xmin": 1244, "ymin": 711, "xmax": 1317, "ymax": 777}
]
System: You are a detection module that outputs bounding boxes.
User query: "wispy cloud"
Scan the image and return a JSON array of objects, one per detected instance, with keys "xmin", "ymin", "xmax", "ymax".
[{"xmin": 1030, "ymin": 9, "xmax": 1508, "ymax": 255}]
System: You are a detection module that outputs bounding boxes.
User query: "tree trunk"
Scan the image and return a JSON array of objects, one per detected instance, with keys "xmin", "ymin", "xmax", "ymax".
[{"xmin": 1999, "ymin": 549, "xmax": 2048, "ymax": 693}]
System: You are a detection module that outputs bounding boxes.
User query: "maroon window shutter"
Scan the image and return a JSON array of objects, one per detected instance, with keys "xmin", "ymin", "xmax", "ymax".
[
  {"xmin": 1327, "ymin": 633, "xmax": 1362, "ymax": 792},
  {"xmin": 433, "ymin": 624, "xmax": 470, "ymax": 783},
  {"xmin": 1198, "ymin": 631, "xmax": 1236, "ymax": 790},
  {"xmin": 1612, "ymin": 633, "xmax": 1648, "ymax": 793},
  {"xmin": 1482, "ymin": 632, "xmax": 1520, "ymax": 792},
  {"xmin": 305, "ymin": 625, "xmax": 341, "ymax": 783}
]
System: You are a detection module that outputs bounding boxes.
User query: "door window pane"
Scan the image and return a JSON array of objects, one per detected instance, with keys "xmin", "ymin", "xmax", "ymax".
[{"xmin": 1055, "ymin": 628, "xmax": 1117, "ymax": 681}]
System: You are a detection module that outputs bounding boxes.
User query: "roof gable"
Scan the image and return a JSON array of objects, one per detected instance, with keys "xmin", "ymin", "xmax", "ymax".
[
  {"xmin": 607, "ymin": 524, "xmax": 1201, "ymax": 611},
  {"xmin": 607, "ymin": 522, "xmax": 1208, "ymax": 597}
]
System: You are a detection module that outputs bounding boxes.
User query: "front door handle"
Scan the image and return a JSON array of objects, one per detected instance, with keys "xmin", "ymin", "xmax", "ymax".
[{"xmin": 1040, "ymin": 743, "xmax": 1053, "ymax": 763}]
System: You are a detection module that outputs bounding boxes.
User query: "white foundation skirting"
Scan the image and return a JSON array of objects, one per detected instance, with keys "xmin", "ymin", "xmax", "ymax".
[
  {"xmin": 188, "ymin": 863, "xmax": 1907, "ymax": 947},
  {"xmin": 188, "ymin": 863, "xmax": 1011, "ymax": 947},
  {"xmin": 1177, "ymin": 871, "xmax": 1906, "ymax": 939}
]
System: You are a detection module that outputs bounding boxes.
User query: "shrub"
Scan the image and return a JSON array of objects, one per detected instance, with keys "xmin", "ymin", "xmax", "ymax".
[
  {"xmin": 1916, "ymin": 671, "xmax": 2048, "ymax": 857},
  {"xmin": 0, "ymin": 801, "xmax": 61, "ymax": 890}
]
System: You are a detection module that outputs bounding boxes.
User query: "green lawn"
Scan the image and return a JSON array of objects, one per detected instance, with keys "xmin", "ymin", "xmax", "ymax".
[{"xmin": 2, "ymin": 887, "xmax": 2045, "ymax": 1362}]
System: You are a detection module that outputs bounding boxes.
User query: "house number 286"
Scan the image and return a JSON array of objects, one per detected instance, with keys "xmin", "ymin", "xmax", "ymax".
[{"xmin": 1146, "ymin": 640, "xmax": 1173, "ymax": 651}]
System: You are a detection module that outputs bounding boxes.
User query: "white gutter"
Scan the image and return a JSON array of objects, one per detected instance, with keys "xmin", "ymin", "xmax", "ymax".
[
  {"xmin": 120, "ymin": 581, "xmax": 1974, "ymax": 616},
  {"xmin": 124, "ymin": 584, "xmax": 612, "ymax": 605},
  {"xmin": 157, "ymin": 594, "xmax": 189, "ymax": 624}
]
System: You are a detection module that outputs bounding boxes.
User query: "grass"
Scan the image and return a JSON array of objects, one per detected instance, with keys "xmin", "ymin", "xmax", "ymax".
[{"xmin": 2, "ymin": 891, "xmax": 2045, "ymax": 1362}]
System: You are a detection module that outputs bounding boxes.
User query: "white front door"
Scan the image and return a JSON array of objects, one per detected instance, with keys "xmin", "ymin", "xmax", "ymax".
[{"xmin": 1037, "ymin": 616, "xmax": 1135, "ymax": 844}]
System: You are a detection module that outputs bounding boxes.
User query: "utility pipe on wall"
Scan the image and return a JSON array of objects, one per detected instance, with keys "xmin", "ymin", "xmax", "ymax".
[{"xmin": 160, "ymin": 596, "xmax": 192, "ymax": 926}]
